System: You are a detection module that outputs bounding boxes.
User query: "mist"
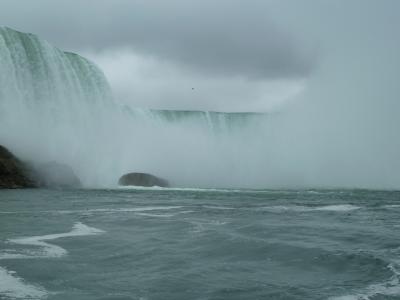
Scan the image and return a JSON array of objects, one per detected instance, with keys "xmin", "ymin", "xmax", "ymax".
[{"xmin": 0, "ymin": 1, "xmax": 399, "ymax": 189}]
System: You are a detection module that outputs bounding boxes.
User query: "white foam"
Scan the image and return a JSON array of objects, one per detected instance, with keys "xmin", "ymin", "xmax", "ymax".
[
  {"xmin": 262, "ymin": 204, "xmax": 360, "ymax": 213},
  {"xmin": 329, "ymin": 264, "xmax": 400, "ymax": 300},
  {"xmin": 313, "ymin": 205, "xmax": 361, "ymax": 212},
  {"xmin": 8, "ymin": 222, "xmax": 105, "ymax": 258},
  {"xmin": 189, "ymin": 219, "xmax": 228, "ymax": 233},
  {"xmin": 0, "ymin": 207, "xmax": 184, "ymax": 216},
  {"xmin": 383, "ymin": 205, "xmax": 400, "ymax": 209},
  {"xmin": 0, "ymin": 223, "xmax": 105, "ymax": 299},
  {"xmin": 134, "ymin": 209, "xmax": 195, "ymax": 218},
  {"xmin": 87, "ymin": 206, "xmax": 183, "ymax": 213},
  {"xmin": 117, "ymin": 186, "xmax": 254, "ymax": 193},
  {"xmin": 135, "ymin": 212, "xmax": 176, "ymax": 218},
  {"xmin": 203, "ymin": 206, "xmax": 235, "ymax": 210},
  {"xmin": 0, "ymin": 252, "xmax": 35, "ymax": 260},
  {"xmin": 329, "ymin": 296, "xmax": 365, "ymax": 300},
  {"xmin": 0, "ymin": 267, "xmax": 47, "ymax": 300},
  {"xmin": 330, "ymin": 281, "xmax": 400, "ymax": 300}
]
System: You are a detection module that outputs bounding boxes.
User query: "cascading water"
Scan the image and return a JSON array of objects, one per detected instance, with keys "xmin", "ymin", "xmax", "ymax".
[
  {"xmin": 0, "ymin": 27, "xmax": 118, "ymax": 186},
  {"xmin": 0, "ymin": 27, "xmax": 284, "ymax": 188},
  {"xmin": 0, "ymin": 27, "xmax": 112, "ymax": 114},
  {"xmin": 124, "ymin": 107, "xmax": 267, "ymax": 133}
]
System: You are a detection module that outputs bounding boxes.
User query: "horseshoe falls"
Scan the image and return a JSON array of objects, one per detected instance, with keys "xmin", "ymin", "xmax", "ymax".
[{"xmin": 0, "ymin": 27, "xmax": 283, "ymax": 189}]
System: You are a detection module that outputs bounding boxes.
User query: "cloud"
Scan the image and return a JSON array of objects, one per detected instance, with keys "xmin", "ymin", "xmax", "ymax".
[
  {"xmin": 0, "ymin": 0, "xmax": 315, "ymax": 79},
  {"xmin": 85, "ymin": 49, "xmax": 306, "ymax": 111}
]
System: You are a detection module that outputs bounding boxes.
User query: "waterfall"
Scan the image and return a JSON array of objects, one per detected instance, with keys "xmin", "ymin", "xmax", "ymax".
[
  {"xmin": 123, "ymin": 107, "xmax": 267, "ymax": 133},
  {"xmin": 0, "ymin": 27, "xmax": 111, "ymax": 113},
  {"xmin": 0, "ymin": 27, "xmax": 278, "ymax": 188}
]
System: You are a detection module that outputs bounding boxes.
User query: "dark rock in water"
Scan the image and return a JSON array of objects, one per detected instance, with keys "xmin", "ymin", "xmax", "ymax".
[
  {"xmin": 118, "ymin": 172, "xmax": 169, "ymax": 187},
  {"xmin": 0, "ymin": 145, "xmax": 36, "ymax": 189},
  {"xmin": 33, "ymin": 161, "xmax": 81, "ymax": 188}
]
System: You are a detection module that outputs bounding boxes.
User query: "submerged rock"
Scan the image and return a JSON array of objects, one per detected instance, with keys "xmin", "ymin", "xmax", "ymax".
[
  {"xmin": 118, "ymin": 172, "xmax": 169, "ymax": 187},
  {"xmin": 0, "ymin": 145, "xmax": 36, "ymax": 189},
  {"xmin": 33, "ymin": 161, "xmax": 82, "ymax": 188}
]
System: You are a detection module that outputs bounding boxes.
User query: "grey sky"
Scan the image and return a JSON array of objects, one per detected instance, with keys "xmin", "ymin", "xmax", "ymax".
[
  {"xmin": 0, "ymin": 0, "xmax": 315, "ymax": 79},
  {"xmin": 1, "ymin": 0, "xmax": 399, "ymax": 112}
]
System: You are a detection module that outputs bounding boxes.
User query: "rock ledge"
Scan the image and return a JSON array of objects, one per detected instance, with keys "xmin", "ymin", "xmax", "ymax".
[
  {"xmin": 118, "ymin": 172, "xmax": 169, "ymax": 187},
  {"xmin": 0, "ymin": 145, "xmax": 36, "ymax": 189}
]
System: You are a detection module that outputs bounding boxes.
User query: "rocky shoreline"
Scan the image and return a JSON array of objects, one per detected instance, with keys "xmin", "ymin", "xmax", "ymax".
[
  {"xmin": 0, "ymin": 145, "xmax": 36, "ymax": 189},
  {"xmin": 1, "ymin": 144, "xmax": 170, "ymax": 189},
  {"xmin": 0, "ymin": 145, "xmax": 82, "ymax": 189}
]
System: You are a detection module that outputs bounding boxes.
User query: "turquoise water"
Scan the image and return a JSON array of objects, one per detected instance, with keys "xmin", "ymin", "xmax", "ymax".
[{"xmin": 1, "ymin": 188, "xmax": 400, "ymax": 299}]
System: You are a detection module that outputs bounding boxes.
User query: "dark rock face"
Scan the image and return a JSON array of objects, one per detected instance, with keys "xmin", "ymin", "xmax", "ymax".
[
  {"xmin": 0, "ymin": 145, "xmax": 81, "ymax": 189},
  {"xmin": 33, "ymin": 162, "xmax": 81, "ymax": 188},
  {"xmin": 118, "ymin": 172, "xmax": 169, "ymax": 187},
  {"xmin": 0, "ymin": 145, "xmax": 36, "ymax": 189}
]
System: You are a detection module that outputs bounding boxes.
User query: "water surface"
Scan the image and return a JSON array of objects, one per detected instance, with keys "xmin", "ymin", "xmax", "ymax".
[{"xmin": 1, "ymin": 188, "xmax": 399, "ymax": 299}]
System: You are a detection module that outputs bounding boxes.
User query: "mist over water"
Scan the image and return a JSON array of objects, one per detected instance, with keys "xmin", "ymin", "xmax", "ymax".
[{"xmin": 0, "ymin": 26, "xmax": 399, "ymax": 189}]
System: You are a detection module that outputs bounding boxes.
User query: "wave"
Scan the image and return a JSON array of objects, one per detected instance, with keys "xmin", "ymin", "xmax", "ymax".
[
  {"xmin": 329, "ymin": 246, "xmax": 400, "ymax": 300},
  {"xmin": 0, "ymin": 206, "xmax": 184, "ymax": 216},
  {"xmin": 329, "ymin": 264, "xmax": 400, "ymax": 300},
  {"xmin": 261, "ymin": 204, "xmax": 361, "ymax": 213},
  {"xmin": 0, "ymin": 222, "xmax": 105, "ymax": 300},
  {"xmin": 87, "ymin": 206, "xmax": 183, "ymax": 213},
  {"xmin": 312, "ymin": 204, "xmax": 361, "ymax": 212},
  {"xmin": 383, "ymin": 205, "xmax": 400, "ymax": 209},
  {"xmin": 203, "ymin": 205, "xmax": 236, "ymax": 210},
  {"xmin": 116, "ymin": 186, "xmax": 363, "ymax": 195},
  {"xmin": 135, "ymin": 209, "xmax": 195, "ymax": 218},
  {"xmin": 7, "ymin": 222, "xmax": 104, "ymax": 258},
  {"xmin": 116, "ymin": 185, "xmax": 289, "ymax": 193},
  {"xmin": 189, "ymin": 219, "xmax": 228, "ymax": 233},
  {"xmin": 0, "ymin": 267, "xmax": 47, "ymax": 300},
  {"xmin": 135, "ymin": 212, "xmax": 176, "ymax": 218},
  {"xmin": 117, "ymin": 185, "xmax": 248, "ymax": 192}
]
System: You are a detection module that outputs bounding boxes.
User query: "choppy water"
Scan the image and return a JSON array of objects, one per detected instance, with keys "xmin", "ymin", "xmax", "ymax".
[{"xmin": 0, "ymin": 188, "xmax": 400, "ymax": 300}]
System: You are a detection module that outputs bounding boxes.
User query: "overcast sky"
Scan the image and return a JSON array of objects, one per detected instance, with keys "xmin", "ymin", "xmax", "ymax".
[{"xmin": 1, "ymin": 0, "xmax": 399, "ymax": 112}]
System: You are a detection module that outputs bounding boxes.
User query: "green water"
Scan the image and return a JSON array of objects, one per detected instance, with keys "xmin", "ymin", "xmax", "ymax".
[{"xmin": 1, "ymin": 188, "xmax": 399, "ymax": 300}]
